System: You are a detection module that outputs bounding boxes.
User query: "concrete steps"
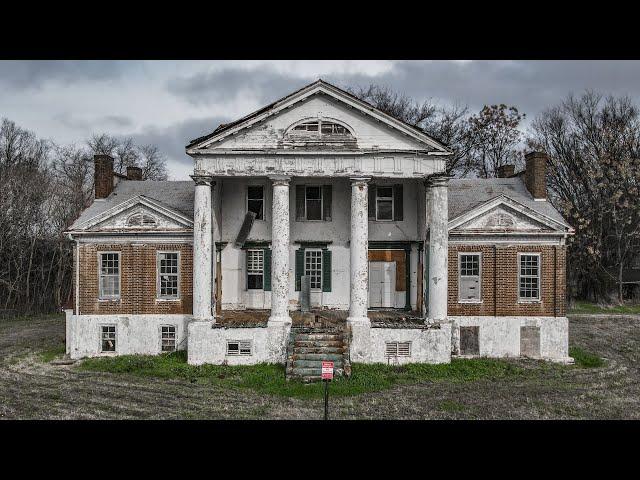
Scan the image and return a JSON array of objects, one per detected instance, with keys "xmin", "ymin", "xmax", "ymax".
[{"xmin": 285, "ymin": 326, "xmax": 351, "ymax": 382}]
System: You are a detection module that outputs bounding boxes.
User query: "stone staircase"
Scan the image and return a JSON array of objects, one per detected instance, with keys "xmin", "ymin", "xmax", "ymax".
[{"xmin": 285, "ymin": 326, "xmax": 351, "ymax": 382}]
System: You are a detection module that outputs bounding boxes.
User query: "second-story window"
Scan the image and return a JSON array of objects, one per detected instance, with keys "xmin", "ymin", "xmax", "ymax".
[
  {"xmin": 305, "ymin": 186, "xmax": 322, "ymax": 220},
  {"xmin": 376, "ymin": 186, "xmax": 394, "ymax": 221},
  {"xmin": 247, "ymin": 185, "xmax": 264, "ymax": 220}
]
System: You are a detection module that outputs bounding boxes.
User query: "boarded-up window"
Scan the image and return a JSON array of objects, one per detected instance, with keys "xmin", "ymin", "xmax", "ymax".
[
  {"xmin": 520, "ymin": 326, "xmax": 540, "ymax": 358},
  {"xmin": 460, "ymin": 326, "xmax": 480, "ymax": 355},
  {"xmin": 459, "ymin": 253, "xmax": 481, "ymax": 302}
]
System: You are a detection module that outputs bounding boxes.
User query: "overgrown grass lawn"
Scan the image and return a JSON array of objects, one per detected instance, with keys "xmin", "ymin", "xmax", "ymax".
[
  {"xmin": 77, "ymin": 350, "xmax": 598, "ymax": 399},
  {"xmin": 570, "ymin": 301, "xmax": 640, "ymax": 315}
]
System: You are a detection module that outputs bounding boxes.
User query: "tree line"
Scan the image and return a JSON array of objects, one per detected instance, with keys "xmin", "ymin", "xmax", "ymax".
[
  {"xmin": 1, "ymin": 86, "xmax": 638, "ymax": 313},
  {"xmin": 0, "ymin": 123, "xmax": 167, "ymax": 314},
  {"xmin": 352, "ymin": 85, "xmax": 640, "ymax": 303}
]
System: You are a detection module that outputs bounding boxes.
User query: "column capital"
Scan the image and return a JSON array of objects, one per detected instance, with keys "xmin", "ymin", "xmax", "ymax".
[
  {"xmin": 191, "ymin": 174, "xmax": 215, "ymax": 187},
  {"xmin": 269, "ymin": 175, "xmax": 291, "ymax": 186},
  {"xmin": 425, "ymin": 173, "xmax": 451, "ymax": 188},
  {"xmin": 350, "ymin": 176, "xmax": 371, "ymax": 186}
]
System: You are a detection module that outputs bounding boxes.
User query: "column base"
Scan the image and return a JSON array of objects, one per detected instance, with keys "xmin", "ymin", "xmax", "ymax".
[
  {"xmin": 267, "ymin": 315, "xmax": 292, "ymax": 327},
  {"xmin": 347, "ymin": 316, "xmax": 371, "ymax": 363},
  {"xmin": 346, "ymin": 316, "xmax": 371, "ymax": 327}
]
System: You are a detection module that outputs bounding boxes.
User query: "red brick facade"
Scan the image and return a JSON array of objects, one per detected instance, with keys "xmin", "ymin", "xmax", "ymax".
[
  {"xmin": 76, "ymin": 243, "xmax": 193, "ymax": 315},
  {"xmin": 448, "ymin": 244, "xmax": 566, "ymax": 317}
]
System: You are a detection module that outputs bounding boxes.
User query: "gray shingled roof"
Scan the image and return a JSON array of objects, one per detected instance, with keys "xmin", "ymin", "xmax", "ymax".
[
  {"xmin": 448, "ymin": 177, "xmax": 567, "ymax": 225},
  {"xmin": 70, "ymin": 180, "xmax": 194, "ymax": 230},
  {"xmin": 70, "ymin": 176, "xmax": 568, "ymax": 231}
]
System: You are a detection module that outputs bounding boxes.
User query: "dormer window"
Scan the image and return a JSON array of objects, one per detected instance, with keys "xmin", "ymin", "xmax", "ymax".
[
  {"xmin": 127, "ymin": 212, "xmax": 157, "ymax": 227},
  {"xmin": 290, "ymin": 120, "xmax": 352, "ymax": 136}
]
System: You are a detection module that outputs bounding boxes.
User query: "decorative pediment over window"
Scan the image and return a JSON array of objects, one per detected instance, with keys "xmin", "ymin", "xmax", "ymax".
[
  {"xmin": 72, "ymin": 195, "xmax": 193, "ymax": 233},
  {"xmin": 448, "ymin": 195, "xmax": 572, "ymax": 236}
]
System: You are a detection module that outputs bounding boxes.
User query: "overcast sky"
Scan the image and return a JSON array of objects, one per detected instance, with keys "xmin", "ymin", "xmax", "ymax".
[{"xmin": 2, "ymin": 60, "xmax": 640, "ymax": 179}]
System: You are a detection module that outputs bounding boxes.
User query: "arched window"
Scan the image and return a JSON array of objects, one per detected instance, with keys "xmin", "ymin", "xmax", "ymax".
[
  {"xmin": 127, "ymin": 212, "xmax": 157, "ymax": 227},
  {"xmin": 290, "ymin": 119, "xmax": 353, "ymax": 136}
]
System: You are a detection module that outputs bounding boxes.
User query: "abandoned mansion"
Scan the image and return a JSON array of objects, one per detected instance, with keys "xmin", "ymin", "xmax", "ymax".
[{"xmin": 65, "ymin": 80, "xmax": 575, "ymax": 374}]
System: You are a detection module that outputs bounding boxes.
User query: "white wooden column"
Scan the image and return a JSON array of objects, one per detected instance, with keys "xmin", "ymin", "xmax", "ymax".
[
  {"xmin": 427, "ymin": 175, "xmax": 449, "ymax": 322},
  {"xmin": 268, "ymin": 175, "xmax": 292, "ymax": 326},
  {"xmin": 347, "ymin": 177, "xmax": 371, "ymax": 326},
  {"xmin": 192, "ymin": 175, "xmax": 215, "ymax": 320}
]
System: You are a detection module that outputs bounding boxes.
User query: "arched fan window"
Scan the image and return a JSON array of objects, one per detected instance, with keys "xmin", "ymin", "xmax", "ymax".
[
  {"xmin": 290, "ymin": 119, "xmax": 352, "ymax": 136},
  {"xmin": 127, "ymin": 212, "xmax": 157, "ymax": 227}
]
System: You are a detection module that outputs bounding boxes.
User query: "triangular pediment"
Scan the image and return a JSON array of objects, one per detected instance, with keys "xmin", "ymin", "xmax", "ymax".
[
  {"xmin": 186, "ymin": 80, "xmax": 451, "ymax": 154},
  {"xmin": 449, "ymin": 195, "xmax": 571, "ymax": 234},
  {"xmin": 73, "ymin": 195, "xmax": 193, "ymax": 232}
]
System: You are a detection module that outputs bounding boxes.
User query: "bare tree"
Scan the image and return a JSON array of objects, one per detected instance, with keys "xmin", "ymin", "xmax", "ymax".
[
  {"xmin": 528, "ymin": 91, "xmax": 640, "ymax": 302},
  {"xmin": 468, "ymin": 104, "xmax": 526, "ymax": 178},
  {"xmin": 349, "ymin": 84, "xmax": 477, "ymax": 176},
  {"xmin": 138, "ymin": 144, "xmax": 168, "ymax": 180},
  {"xmin": 87, "ymin": 133, "xmax": 168, "ymax": 180}
]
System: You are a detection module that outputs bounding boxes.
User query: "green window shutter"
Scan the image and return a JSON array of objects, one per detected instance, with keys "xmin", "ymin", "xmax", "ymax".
[
  {"xmin": 393, "ymin": 184, "xmax": 403, "ymax": 221},
  {"xmin": 295, "ymin": 185, "xmax": 305, "ymax": 221},
  {"xmin": 322, "ymin": 248, "xmax": 332, "ymax": 292},
  {"xmin": 263, "ymin": 248, "xmax": 271, "ymax": 291},
  {"xmin": 323, "ymin": 185, "xmax": 332, "ymax": 221},
  {"xmin": 368, "ymin": 184, "xmax": 376, "ymax": 220},
  {"xmin": 295, "ymin": 248, "xmax": 304, "ymax": 291}
]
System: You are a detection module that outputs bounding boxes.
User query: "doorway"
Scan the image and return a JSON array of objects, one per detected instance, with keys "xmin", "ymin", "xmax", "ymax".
[{"xmin": 369, "ymin": 261, "xmax": 396, "ymax": 308}]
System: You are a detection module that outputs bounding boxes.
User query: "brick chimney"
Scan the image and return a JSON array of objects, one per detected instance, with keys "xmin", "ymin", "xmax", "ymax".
[
  {"xmin": 94, "ymin": 155, "xmax": 114, "ymax": 199},
  {"xmin": 497, "ymin": 164, "xmax": 515, "ymax": 178},
  {"xmin": 127, "ymin": 166, "xmax": 143, "ymax": 181},
  {"xmin": 524, "ymin": 151, "xmax": 548, "ymax": 200}
]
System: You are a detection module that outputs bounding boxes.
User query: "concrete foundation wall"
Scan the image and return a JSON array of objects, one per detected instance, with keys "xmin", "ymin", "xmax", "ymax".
[
  {"xmin": 66, "ymin": 313, "xmax": 191, "ymax": 360},
  {"xmin": 352, "ymin": 323, "xmax": 452, "ymax": 365},
  {"xmin": 450, "ymin": 315, "xmax": 570, "ymax": 362},
  {"xmin": 187, "ymin": 321, "xmax": 290, "ymax": 365}
]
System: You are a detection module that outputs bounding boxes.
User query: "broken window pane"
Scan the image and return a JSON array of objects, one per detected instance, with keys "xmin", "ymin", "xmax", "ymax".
[
  {"xmin": 247, "ymin": 186, "xmax": 264, "ymax": 220},
  {"xmin": 101, "ymin": 325, "xmax": 116, "ymax": 352},
  {"xmin": 519, "ymin": 254, "xmax": 540, "ymax": 300},
  {"xmin": 305, "ymin": 186, "xmax": 322, "ymax": 220},
  {"xmin": 247, "ymin": 250, "xmax": 264, "ymax": 290}
]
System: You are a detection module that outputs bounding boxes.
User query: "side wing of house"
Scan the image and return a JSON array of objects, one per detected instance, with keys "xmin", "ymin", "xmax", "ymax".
[
  {"xmin": 66, "ymin": 194, "xmax": 195, "ymax": 359},
  {"xmin": 446, "ymin": 194, "xmax": 573, "ymax": 361}
]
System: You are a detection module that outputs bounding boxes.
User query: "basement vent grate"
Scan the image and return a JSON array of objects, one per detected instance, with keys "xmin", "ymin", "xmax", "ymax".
[
  {"xmin": 385, "ymin": 341, "xmax": 411, "ymax": 357},
  {"xmin": 227, "ymin": 340, "xmax": 252, "ymax": 356}
]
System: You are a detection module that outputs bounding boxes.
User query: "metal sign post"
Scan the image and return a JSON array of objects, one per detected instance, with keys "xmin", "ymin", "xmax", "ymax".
[{"xmin": 321, "ymin": 361, "xmax": 334, "ymax": 420}]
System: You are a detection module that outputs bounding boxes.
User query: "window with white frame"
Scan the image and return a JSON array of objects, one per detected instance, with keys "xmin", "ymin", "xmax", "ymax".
[
  {"xmin": 459, "ymin": 253, "xmax": 481, "ymax": 302},
  {"xmin": 99, "ymin": 252, "xmax": 120, "ymax": 299},
  {"xmin": 161, "ymin": 325, "xmax": 176, "ymax": 352},
  {"xmin": 247, "ymin": 249, "xmax": 264, "ymax": 290},
  {"xmin": 158, "ymin": 252, "xmax": 179, "ymax": 299},
  {"xmin": 376, "ymin": 186, "xmax": 394, "ymax": 221},
  {"xmin": 247, "ymin": 185, "xmax": 264, "ymax": 220},
  {"xmin": 304, "ymin": 249, "xmax": 322, "ymax": 290},
  {"xmin": 101, "ymin": 325, "xmax": 116, "ymax": 352},
  {"xmin": 305, "ymin": 186, "xmax": 322, "ymax": 220},
  {"xmin": 519, "ymin": 253, "xmax": 541, "ymax": 300}
]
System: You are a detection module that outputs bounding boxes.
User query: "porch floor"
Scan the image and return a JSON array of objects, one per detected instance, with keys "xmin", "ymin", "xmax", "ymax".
[{"xmin": 214, "ymin": 309, "xmax": 426, "ymax": 328}]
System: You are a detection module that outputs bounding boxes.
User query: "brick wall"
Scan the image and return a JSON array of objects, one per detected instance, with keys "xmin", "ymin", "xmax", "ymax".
[
  {"xmin": 448, "ymin": 244, "xmax": 566, "ymax": 317},
  {"xmin": 77, "ymin": 243, "xmax": 193, "ymax": 315}
]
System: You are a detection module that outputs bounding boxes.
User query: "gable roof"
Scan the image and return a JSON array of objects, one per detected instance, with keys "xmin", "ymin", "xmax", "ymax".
[
  {"xmin": 68, "ymin": 180, "xmax": 194, "ymax": 231},
  {"xmin": 186, "ymin": 79, "xmax": 452, "ymax": 154},
  {"xmin": 448, "ymin": 177, "xmax": 570, "ymax": 229}
]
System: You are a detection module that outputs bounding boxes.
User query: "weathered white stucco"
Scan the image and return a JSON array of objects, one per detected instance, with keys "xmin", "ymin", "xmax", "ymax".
[
  {"xmin": 66, "ymin": 313, "xmax": 191, "ymax": 359},
  {"xmin": 449, "ymin": 316, "xmax": 571, "ymax": 363},
  {"xmin": 187, "ymin": 322, "xmax": 289, "ymax": 365},
  {"xmin": 427, "ymin": 176, "xmax": 449, "ymax": 322},
  {"xmin": 367, "ymin": 324, "xmax": 452, "ymax": 364}
]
